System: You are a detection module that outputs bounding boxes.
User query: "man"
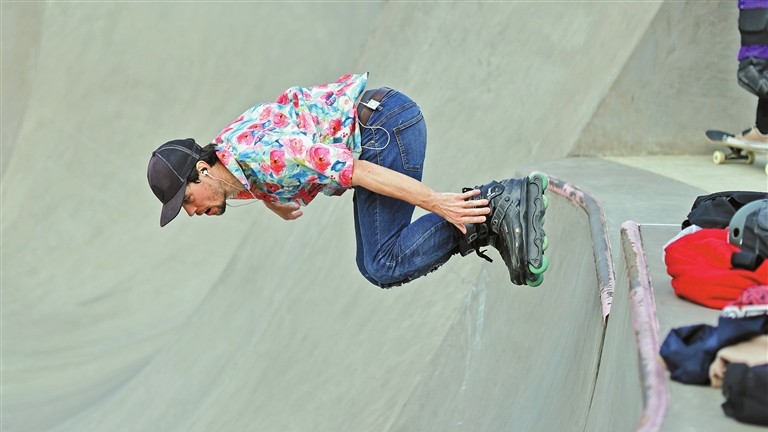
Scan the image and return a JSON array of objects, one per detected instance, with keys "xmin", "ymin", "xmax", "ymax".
[{"xmin": 147, "ymin": 73, "xmax": 549, "ymax": 287}]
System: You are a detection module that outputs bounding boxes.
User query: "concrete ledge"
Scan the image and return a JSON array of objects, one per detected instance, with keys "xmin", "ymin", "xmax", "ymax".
[
  {"xmin": 548, "ymin": 176, "xmax": 615, "ymax": 324},
  {"xmin": 620, "ymin": 221, "xmax": 669, "ymax": 432}
]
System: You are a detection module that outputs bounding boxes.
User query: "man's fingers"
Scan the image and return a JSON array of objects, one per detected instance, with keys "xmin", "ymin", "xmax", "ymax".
[
  {"xmin": 457, "ymin": 191, "xmax": 488, "ymax": 209},
  {"xmin": 464, "ymin": 215, "xmax": 487, "ymax": 224},
  {"xmin": 455, "ymin": 199, "xmax": 489, "ymax": 215},
  {"xmin": 469, "ymin": 205, "xmax": 490, "ymax": 215},
  {"xmin": 460, "ymin": 189, "xmax": 481, "ymax": 199},
  {"xmin": 284, "ymin": 209, "xmax": 303, "ymax": 220},
  {"xmin": 464, "ymin": 198, "xmax": 489, "ymax": 208}
]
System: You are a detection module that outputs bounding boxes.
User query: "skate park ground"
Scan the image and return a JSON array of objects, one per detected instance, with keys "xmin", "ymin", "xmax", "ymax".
[{"xmin": 3, "ymin": 2, "xmax": 768, "ymax": 432}]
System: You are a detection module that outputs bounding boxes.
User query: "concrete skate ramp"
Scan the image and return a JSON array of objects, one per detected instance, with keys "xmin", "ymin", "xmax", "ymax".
[{"xmin": 2, "ymin": 2, "xmax": 737, "ymax": 431}]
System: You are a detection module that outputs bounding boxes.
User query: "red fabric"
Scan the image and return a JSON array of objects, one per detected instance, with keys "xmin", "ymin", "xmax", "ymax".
[{"xmin": 664, "ymin": 228, "xmax": 768, "ymax": 309}]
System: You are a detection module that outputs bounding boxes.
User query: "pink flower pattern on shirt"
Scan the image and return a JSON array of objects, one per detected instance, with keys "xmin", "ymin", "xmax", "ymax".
[{"xmin": 212, "ymin": 73, "xmax": 368, "ymax": 205}]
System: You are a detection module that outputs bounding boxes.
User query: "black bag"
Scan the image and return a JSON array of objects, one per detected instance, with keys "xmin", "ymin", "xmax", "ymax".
[
  {"xmin": 722, "ymin": 363, "xmax": 768, "ymax": 426},
  {"xmin": 682, "ymin": 191, "xmax": 768, "ymax": 230}
]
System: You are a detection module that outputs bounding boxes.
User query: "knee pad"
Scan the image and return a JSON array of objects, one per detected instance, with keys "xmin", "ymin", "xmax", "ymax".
[
  {"xmin": 740, "ymin": 8, "xmax": 768, "ymax": 46},
  {"xmin": 738, "ymin": 57, "xmax": 768, "ymax": 98},
  {"xmin": 738, "ymin": 9, "xmax": 768, "ymax": 97}
]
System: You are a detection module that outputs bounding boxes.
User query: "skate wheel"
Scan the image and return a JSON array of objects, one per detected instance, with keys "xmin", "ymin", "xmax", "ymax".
[
  {"xmin": 746, "ymin": 151, "xmax": 755, "ymax": 165},
  {"xmin": 541, "ymin": 194, "xmax": 549, "ymax": 210},
  {"xmin": 542, "ymin": 235, "xmax": 549, "ymax": 251},
  {"xmin": 528, "ymin": 273, "xmax": 544, "ymax": 287},
  {"xmin": 713, "ymin": 151, "xmax": 726, "ymax": 165},
  {"xmin": 528, "ymin": 255, "xmax": 548, "ymax": 275},
  {"xmin": 530, "ymin": 171, "xmax": 549, "ymax": 190}
]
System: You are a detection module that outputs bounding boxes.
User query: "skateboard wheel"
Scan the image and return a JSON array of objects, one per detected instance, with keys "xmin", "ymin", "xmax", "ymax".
[
  {"xmin": 528, "ymin": 273, "xmax": 544, "ymax": 287},
  {"xmin": 713, "ymin": 151, "xmax": 726, "ymax": 165},
  {"xmin": 530, "ymin": 171, "xmax": 549, "ymax": 190},
  {"xmin": 528, "ymin": 255, "xmax": 548, "ymax": 275},
  {"xmin": 746, "ymin": 151, "xmax": 755, "ymax": 165},
  {"xmin": 542, "ymin": 235, "xmax": 549, "ymax": 251}
]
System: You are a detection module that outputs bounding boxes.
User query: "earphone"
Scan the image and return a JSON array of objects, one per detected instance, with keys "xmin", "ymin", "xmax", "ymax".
[
  {"xmin": 199, "ymin": 167, "xmax": 249, "ymax": 199},
  {"xmin": 198, "ymin": 167, "xmax": 275, "ymax": 209},
  {"xmin": 358, "ymin": 120, "xmax": 391, "ymax": 151}
]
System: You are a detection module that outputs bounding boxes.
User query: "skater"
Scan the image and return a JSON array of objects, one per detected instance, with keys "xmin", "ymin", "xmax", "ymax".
[
  {"xmin": 147, "ymin": 73, "xmax": 548, "ymax": 287},
  {"xmin": 735, "ymin": 0, "xmax": 768, "ymax": 143}
]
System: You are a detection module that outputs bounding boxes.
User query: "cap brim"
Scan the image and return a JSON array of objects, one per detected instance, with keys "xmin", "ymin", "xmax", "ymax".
[{"xmin": 160, "ymin": 183, "xmax": 185, "ymax": 227}]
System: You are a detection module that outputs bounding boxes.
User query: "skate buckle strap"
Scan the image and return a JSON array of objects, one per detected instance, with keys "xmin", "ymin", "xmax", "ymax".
[
  {"xmin": 478, "ymin": 183, "xmax": 507, "ymax": 234},
  {"xmin": 490, "ymin": 193, "xmax": 515, "ymax": 235},
  {"xmin": 460, "ymin": 239, "xmax": 492, "ymax": 263},
  {"xmin": 459, "ymin": 190, "xmax": 494, "ymax": 263},
  {"xmin": 459, "ymin": 239, "xmax": 492, "ymax": 262},
  {"xmin": 475, "ymin": 248, "xmax": 493, "ymax": 263}
]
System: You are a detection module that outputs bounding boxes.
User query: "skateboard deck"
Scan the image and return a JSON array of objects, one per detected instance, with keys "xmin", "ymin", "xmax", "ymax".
[{"xmin": 705, "ymin": 130, "xmax": 768, "ymax": 175}]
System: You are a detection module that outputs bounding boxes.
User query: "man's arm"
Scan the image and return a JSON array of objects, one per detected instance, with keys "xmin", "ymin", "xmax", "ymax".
[
  {"xmin": 351, "ymin": 159, "xmax": 489, "ymax": 234},
  {"xmin": 264, "ymin": 200, "xmax": 303, "ymax": 220}
]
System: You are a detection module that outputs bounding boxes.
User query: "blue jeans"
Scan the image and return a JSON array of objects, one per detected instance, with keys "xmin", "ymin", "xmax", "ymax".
[{"xmin": 353, "ymin": 89, "xmax": 461, "ymax": 287}]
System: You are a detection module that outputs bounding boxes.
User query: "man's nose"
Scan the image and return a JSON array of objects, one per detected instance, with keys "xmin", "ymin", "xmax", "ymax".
[{"xmin": 183, "ymin": 204, "xmax": 196, "ymax": 217}]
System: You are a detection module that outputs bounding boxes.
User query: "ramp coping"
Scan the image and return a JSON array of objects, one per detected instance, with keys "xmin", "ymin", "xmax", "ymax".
[
  {"xmin": 620, "ymin": 220, "xmax": 669, "ymax": 432},
  {"xmin": 548, "ymin": 176, "xmax": 615, "ymax": 324}
]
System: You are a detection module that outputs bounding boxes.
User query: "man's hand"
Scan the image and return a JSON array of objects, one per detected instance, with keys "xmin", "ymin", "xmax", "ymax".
[
  {"xmin": 430, "ymin": 189, "xmax": 490, "ymax": 234},
  {"xmin": 264, "ymin": 201, "xmax": 303, "ymax": 220}
]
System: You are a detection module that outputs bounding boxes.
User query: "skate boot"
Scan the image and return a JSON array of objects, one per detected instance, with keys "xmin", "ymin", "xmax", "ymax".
[{"xmin": 458, "ymin": 172, "xmax": 549, "ymax": 286}]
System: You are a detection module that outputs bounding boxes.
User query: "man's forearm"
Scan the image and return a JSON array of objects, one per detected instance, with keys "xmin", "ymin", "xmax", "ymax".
[
  {"xmin": 350, "ymin": 159, "xmax": 437, "ymax": 212},
  {"xmin": 349, "ymin": 159, "xmax": 489, "ymax": 234}
]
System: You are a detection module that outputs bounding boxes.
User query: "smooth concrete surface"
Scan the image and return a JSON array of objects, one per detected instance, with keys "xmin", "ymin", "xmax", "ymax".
[
  {"xmin": 606, "ymin": 155, "xmax": 768, "ymax": 194},
  {"xmin": 387, "ymin": 194, "xmax": 607, "ymax": 432},
  {"xmin": 3, "ymin": 2, "xmax": 767, "ymax": 432},
  {"xmin": 571, "ymin": 1, "xmax": 756, "ymax": 157}
]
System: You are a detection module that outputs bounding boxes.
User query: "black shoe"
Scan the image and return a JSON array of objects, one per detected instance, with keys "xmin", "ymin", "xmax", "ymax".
[{"xmin": 459, "ymin": 172, "xmax": 549, "ymax": 286}]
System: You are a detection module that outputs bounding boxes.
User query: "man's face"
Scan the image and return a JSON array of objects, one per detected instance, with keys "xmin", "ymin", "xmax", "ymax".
[{"xmin": 182, "ymin": 178, "xmax": 228, "ymax": 218}]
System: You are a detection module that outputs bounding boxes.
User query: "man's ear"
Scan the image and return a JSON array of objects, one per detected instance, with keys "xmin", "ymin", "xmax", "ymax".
[{"xmin": 196, "ymin": 161, "xmax": 211, "ymax": 177}]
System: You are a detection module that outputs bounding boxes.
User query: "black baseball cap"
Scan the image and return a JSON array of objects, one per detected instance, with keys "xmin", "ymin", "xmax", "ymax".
[{"xmin": 147, "ymin": 138, "xmax": 202, "ymax": 227}]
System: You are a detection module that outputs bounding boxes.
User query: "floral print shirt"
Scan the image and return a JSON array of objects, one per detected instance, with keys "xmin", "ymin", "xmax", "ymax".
[{"xmin": 213, "ymin": 73, "xmax": 368, "ymax": 205}]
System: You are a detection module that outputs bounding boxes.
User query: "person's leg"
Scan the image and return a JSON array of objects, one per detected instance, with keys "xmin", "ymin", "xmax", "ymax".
[
  {"xmin": 352, "ymin": 90, "xmax": 461, "ymax": 287},
  {"xmin": 756, "ymin": 97, "xmax": 768, "ymax": 134},
  {"xmin": 352, "ymin": 193, "xmax": 379, "ymax": 285},
  {"xmin": 737, "ymin": 97, "xmax": 768, "ymax": 142}
]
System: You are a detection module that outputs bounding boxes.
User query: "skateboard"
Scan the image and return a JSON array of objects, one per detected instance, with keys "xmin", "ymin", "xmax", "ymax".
[{"xmin": 705, "ymin": 130, "xmax": 768, "ymax": 175}]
